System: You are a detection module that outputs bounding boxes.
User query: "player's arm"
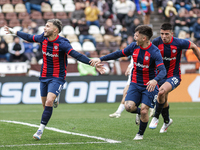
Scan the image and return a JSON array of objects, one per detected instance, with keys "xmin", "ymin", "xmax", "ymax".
[
  {"xmin": 4, "ymin": 25, "xmax": 42, "ymax": 42},
  {"xmin": 189, "ymin": 42, "xmax": 200, "ymax": 61},
  {"xmin": 90, "ymin": 48, "xmax": 131, "ymax": 66},
  {"xmin": 146, "ymin": 50, "xmax": 166, "ymax": 92},
  {"xmin": 68, "ymin": 49, "xmax": 105, "ymax": 74}
]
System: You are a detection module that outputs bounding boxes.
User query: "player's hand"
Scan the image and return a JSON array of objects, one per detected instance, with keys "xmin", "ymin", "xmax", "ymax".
[
  {"xmin": 89, "ymin": 58, "xmax": 101, "ymax": 67},
  {"xmin": 95, "ymin": 63, "xmax": 106, "ymax": 74},
  {"xmin": 146, "ymin": 79, "xmax": 157, "ymax": 92},
  {"xmin": 4, "ymin": 26, "xmax": 16, "ymax": 35}
]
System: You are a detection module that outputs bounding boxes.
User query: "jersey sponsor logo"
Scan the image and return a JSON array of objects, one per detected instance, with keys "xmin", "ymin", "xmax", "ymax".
[
  {"xmin": 42, "ymin": 51, "xmax": 59, "ymax": 57},
  {"xmin": 134, "ymin": 62, "xmax": 149, "ymax": 68},
  {"xmin": 162, "ymin": 57, "xmax": 176, "ymax": 61}
]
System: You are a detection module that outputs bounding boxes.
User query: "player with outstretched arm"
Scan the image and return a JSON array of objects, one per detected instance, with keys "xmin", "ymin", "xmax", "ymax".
[
  {"xmin": 4, "ymin": 19, "xmax": 105, "ymax": 140},
  {"xmin": 90, "ymin": 25, "xmax": 166, "ymax": 140}
]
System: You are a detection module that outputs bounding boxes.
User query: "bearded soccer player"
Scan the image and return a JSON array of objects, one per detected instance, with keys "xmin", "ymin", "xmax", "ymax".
[
  {"xmin": 149, "ymin": 23, "xmax": 200, "ymax": 133},
  {"xmin": 4, "ymin": 19, "xmax": 105, "ymax": 140},
  {"xmin": 90, "ymin": 25, "xmax": 166, "ymax": 140}
]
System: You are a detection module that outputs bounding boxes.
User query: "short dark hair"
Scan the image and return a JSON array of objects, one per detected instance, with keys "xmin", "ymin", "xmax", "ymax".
[
  {"xmin": 47, "ymin": 19, "xmax": 62, "ymax": 33},
  {"xmin": 160, "ymin": 23, "xmax": 173, "ymax": 31},
  {"xmin": 135, "ymin": 25, "xmax": 153, "ymax": 40}
]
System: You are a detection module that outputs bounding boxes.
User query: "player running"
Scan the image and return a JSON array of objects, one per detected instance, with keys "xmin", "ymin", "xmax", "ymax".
[
  {"xmin": 149, "ymin": 23, "xmax": 200, "ymax": 133},
  {"xmin": 4, "ymin": 19, "xmax": 105, "ymax": 140},
  {"xmin": 90, "ymin": 25, "xmax": 166, "ymax": 140}
]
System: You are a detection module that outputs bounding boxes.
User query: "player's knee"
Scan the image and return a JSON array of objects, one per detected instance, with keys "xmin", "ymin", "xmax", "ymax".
[
  {"xmin": 45, "ymin": 99, "xmax": 53, "ymax": 107},
  {"xmin": 140, "ymin": 108, "xmax": 148, "ymax": 116},
  {"xmin": 125, "ymin": 104, "xmax": 133, "ymax": 112},
  {"xmin": 158, "ymin": 88, "xmax": 166, "ymax": 98}
]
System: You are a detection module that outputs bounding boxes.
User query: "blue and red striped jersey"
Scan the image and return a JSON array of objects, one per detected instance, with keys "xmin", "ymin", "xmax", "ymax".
[
  {"xmin": 100, "ymin": 42, "xmax": 165, "ymax": 86},
  {"xmin": 17, "ymin": 32, "xmax": 91, "ymax": 81},
  {"xmin": 152, "ymin": 36, "xmax": 191, "ymax": 79}
]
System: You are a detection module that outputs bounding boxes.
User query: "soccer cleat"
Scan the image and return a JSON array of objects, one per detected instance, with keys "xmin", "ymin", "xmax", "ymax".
[
  {"xmin": 135, "ymin": 114, "xmax": 141, "ymax": 125},
  {"xmin": 33, "ymin": 130, "xmax": 43, "ymax": 140},
  {"xmin": 109, "ymin": 112, "xmax": 121, "ymax": 118},
  {"xmin": 149, "ymin": 108, "xmax": 155, "ymax": 117},
  {"xmin": 133, "ymin": 134, "xmax": 143, "ymax": 140},
  {"xmin": 149, "ymin": 117, "xmax": 159, "ymax": 129},
  {"xmin": 160, "ymin": 118, "xmax": 173, "ymax": 133}
]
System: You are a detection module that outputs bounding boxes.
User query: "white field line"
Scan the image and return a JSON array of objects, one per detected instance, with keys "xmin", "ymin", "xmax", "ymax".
[
  {"xmin": 0, "ymin": 142, "xmax": 109, "ymax": 148},
  {"xmin": 0, "ymin": 120, "xmax": 121, "ymax": 147}
]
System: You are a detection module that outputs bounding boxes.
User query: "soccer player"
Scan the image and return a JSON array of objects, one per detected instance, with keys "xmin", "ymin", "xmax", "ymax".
[
  {"xmin": 4, "ymin": 19, "xmax": 105, "ymax": 140},
  {"xmin": 90, "ymin": 25, "xmax": 166, "ymax": 140},
  {"xmin": 149, "ymin": 23, "xmax": 200, "ymax": 133}
]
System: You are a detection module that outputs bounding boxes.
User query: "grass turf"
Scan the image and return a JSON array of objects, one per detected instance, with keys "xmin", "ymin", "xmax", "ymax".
[{"xmin": 0, "ymin": 102, "xmax": 200, "ymax": 150}]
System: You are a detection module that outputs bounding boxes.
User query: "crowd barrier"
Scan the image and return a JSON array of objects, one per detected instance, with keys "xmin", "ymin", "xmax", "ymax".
[{"xmin": 0, "ymin": 74, "xmax": 199, "ymax": 104}]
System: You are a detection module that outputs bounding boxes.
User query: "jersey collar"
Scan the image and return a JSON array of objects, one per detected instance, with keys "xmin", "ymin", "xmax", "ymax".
[
  {"xmin": 47, "ymin": 35, "xmax": 59, "ymax": 42},
  {"xmin": 140, "ymin": 42, "xmax": 152, "ymax": 50}
]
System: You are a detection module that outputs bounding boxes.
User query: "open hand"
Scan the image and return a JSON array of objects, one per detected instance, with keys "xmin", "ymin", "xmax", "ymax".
[
  {"xmin": 95, "ymin": 63, "xmax": 106, "ymax": 74},
  {"xmin": 89, "ymin": 58, "xmax": 101, "ymax": 67},
  {"xmin": 4, "ymin": 26, "xmax": 16, "ymax": 35}
]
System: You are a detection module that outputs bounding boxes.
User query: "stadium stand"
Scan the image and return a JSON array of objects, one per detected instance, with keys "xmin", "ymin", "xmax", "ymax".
[
  {"xmin": 56, "ymin": 12, "xmax": 68, "ymax": 19},
  {"xmin": 14, "ymin": 3, "xmax": 26, "ymax": 13},
  {"xmin": 41, "ymin": 3, "xmax": 52, "ymax": 12},
  {"xmin": 62, "ymin": 25, "xmax": 75, "ymax": 35},
  {"xmin": 52, "ymin": 3, "xmax": 64, "ymax": 12},
  {"xmin": 8, "ymin": 19, "xmax": 20, "ymax": 27},
  {"xmin": 0, "ymin": 0, "xmax": 10, "ymax": 5},
  {"xmin": 82, "ymin": 41, "xmax": 96, "ymax": 51},
  {"xmin": 0, "ymin": 19, "xmax": 7, "ymax": 27},
  {"xmin": 71, "ymin": 41, "xmax": 82, "ymax": 51},
  {"xmin": 11, "ymin": 0, "xmax": 23, "ymax": 5},
  {"xmin": 0, "ymin": 0, "xmax": 200, "ymax": 76},
  {"xmin": 2, "ymin": 3, "xmax": 14, "ymax": 13},
  {"xmin": 31, "ymin": 11, "xmax": 43, "ymax": 20},
  {"xmin": 18, "ymin": 12, "xmax": 30, "ymax": 20}
]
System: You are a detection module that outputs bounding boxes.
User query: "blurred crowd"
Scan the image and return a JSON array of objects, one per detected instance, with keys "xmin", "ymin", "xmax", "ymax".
[{"xmin": 0, "ymin": 0, "xmax": 200, "ymax": 75}]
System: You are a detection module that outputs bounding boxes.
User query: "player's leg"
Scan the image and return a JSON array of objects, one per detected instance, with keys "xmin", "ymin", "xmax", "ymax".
[
  {"xmin": 159, "ymin": 77, "xmax": 180, "ymax": 132},
  {"xmin": 134, "ymin": 103, "xmax": 149, "ymax": 140},
  {"xmin": 33, "ymin": 80, "xmax": 64, "ymax": 140},
  {"xmin": 33, "ymin": 92, "xmax": 56, "ymax": 140},
  {"xmin": 134, "ymin": 87, "xmax": 157, "ymax": 140},
  {"xmin": 149, "ymin": 82, "xmax": 172, "ymax": 129},
  {"xmin": 109, "ymin": 84, "xmax": 129, "ymax": 118},
  {"xmin": 159, "ymin": 93, "xmax": 173, "ymax": 133},
  {"xmin": 53, "ymin": 94, "xmax": 60, "ymax": 108}
]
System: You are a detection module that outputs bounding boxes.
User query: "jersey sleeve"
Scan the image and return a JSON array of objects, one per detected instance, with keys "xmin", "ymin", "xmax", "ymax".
[
  {"xmin": 153, "ymin": 48, "xmax": 166, "ymax": 82},
  {"xmin": 154, "ymin": 48, "xmax": 164, "ymax": 68},
  {"xmin": 69, "ymin": 50, "xmax": 90, "ymax": 65},
  {"xmin": 100, "ymin": 42, "xmax": 135, "ymax": 61},
  {"xmin": 17, "ymin": 31, "xmax": 44, "ymax": 43},
  {"xmin": 179, "ymin": 39, "xmax": 191, "ymax": 49}
]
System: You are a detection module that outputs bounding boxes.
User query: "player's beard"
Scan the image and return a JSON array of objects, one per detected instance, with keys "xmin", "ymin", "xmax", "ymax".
[{"xmin": 44, "ymin": 30, "xmax": 53, "ymax": 37}]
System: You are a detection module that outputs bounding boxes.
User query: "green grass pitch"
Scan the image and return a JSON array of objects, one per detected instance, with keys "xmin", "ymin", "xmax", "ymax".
[{"xmin": 0, "ymin": 102, "xmax": 200, "ymax": 150}]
